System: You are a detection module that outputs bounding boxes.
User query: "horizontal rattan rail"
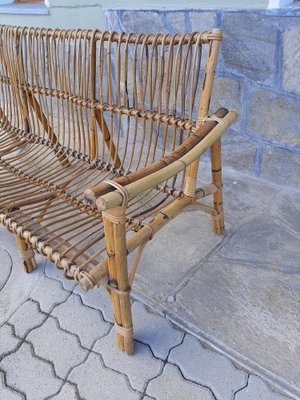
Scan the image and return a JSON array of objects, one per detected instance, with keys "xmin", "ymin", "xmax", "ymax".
[{"xmin": 0, "ymin": 24, "xmax": 237, "ymax": 355}]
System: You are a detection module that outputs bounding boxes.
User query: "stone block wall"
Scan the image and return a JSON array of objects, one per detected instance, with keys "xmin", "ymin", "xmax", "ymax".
[{"xmin": 105, "ymin": 8, "xmax": 300, "ymax": 188}]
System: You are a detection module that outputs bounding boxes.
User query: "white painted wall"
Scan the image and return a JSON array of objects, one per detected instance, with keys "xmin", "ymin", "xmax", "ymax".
[
  {"xmin": 268, "ymin": 0, "xmax": 292, "ymax": 8},
  {"xmin": 0, "ymin": 0, "xmax": 269, "ymax": 30}
]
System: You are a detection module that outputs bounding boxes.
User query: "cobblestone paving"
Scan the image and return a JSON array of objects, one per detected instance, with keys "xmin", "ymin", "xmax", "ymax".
[{"xmin": 0, "ymin": 262, "xmax": 293, "ymax": 400}]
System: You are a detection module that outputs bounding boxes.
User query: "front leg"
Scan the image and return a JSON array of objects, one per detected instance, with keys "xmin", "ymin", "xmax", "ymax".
[{"xmin": 103, "ymin": 205, "xmax": 134, "ymax": 355}]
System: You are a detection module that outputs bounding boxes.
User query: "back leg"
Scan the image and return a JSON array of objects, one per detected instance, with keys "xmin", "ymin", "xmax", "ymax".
[
  {"xmin": 15, "ymin": 235, "xmax": 36, "ymax": 273},
  {"xmin": 210, "ymin": 138, "xmax": 225, "ymax": 235}
]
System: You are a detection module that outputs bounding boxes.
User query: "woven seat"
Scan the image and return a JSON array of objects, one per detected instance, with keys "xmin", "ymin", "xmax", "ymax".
[
  {"xmin": 0, "ymin": 25, "xmax": 237, "ymax": 354},
  {"xmin": 0, "ymin": 122, "xmax": 173, "ymax": 273}
]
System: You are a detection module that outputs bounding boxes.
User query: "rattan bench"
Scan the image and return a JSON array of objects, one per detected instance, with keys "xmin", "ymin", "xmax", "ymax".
[{"xmin": 0, "ymin": 25, "xmax": 237, "ymax": 354}]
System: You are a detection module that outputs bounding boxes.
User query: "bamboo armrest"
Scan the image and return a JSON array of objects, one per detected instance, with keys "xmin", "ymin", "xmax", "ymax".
[{"xmin": 84, "ymin": 108, "xmax": 238, "ymax": 211}]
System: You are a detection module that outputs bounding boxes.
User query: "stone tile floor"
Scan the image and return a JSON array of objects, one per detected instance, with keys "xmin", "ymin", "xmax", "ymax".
[
  {"xmin": 0, "ymin": 165, "xmax": 298, "ymax": 400},
  {"xmin": 0, "ymin": 268, "xmax": 292, "ymax": 400}
]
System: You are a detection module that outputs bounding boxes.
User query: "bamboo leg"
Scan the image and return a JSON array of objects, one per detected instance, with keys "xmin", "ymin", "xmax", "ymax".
[
  {"xmin": 211, "ymin": 138, "xmax": 224, "ymax": 234},
  {"xmin": 103, "ymin": 217, "xmax": 124, "ymax": 351},
  {"xmin": 14, "ymin": 235, "xmax": 36, "ymax": 273},
  {"xmin": 103, "ymin": 209, "xmax": 134, "ymax": 355}
]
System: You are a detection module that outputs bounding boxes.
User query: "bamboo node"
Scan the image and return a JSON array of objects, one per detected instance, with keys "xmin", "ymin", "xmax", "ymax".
[
  {"xmin": 183, "ymin": 177, "xmax": 197, "ymax": 197},
  {"xmin": 107, "ymin": 283, "xmax": 131, "ymax": 298},
  {"xmin": 212, "ymin": 211, "xmax": 224, "ymax": 222},
  {"xmin": 114, "ymin": 320, "xmax": 133, "ymax": 339},
  {"xmin": 141, "ymin": 223, "xmax": 154, "ymax": 241},
  {"xmin": 18, "ymin": 248, "xmax": 34, "ymax": 261},
  {"xmin": 102, "ymin": 205, "xmax": 126, "ymax": 225}
]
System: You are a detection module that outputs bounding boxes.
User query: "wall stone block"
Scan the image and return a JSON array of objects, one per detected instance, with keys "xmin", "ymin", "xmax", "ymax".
[
  {"xmin": 247, "ymin": 89, "xmax": 300, "ymax": 147},
  {"xmin": 283, "ymin": 24, "xmax": 300, "ymax": 95},
  {"xmin": 189, "ymin": 11, "xmax": 217, "ymax": 32},
  {"xmin": 222, "ymin": 13, "xmax": 277, "ymax": 83},
  {"xmin": 120, "ymin": 11, "xmax": 167, "ymax": 34},
  {"xmin": 210, "ymin": 76, "xmax": 242, "ymax": 128},
  {"xmin": 222, "ymin": 130, "xmax": 257, "ymax": 174},
  {"xmin": 165, "ymin": 12, "xmax": 186, "ymax": 33}
]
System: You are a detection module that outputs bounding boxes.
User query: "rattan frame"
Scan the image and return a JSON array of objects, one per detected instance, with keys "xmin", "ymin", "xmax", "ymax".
[{"xmin": 0, "ymin": 25, "xmax": 237, "ymax": 354}]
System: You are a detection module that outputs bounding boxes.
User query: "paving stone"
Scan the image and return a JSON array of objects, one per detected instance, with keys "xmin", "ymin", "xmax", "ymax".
[
  {"xmin": 0, "ymin": 324, "xmax": 20, "ymax": 359},
  {"xmin": 235, "ymin": 375, "xmax": 290, "ymax": 400},
  {"xmin": 221, "ymin": 172, "xmax": 277, "ymax": 227},
  {"xmin": 147, "ymin": 363, "xmax": 214, "ymax": 400},
  {"xmin": 247, "ymin": 89, "xmax": 300, "ymax": 147},
  {"xmin": 190, "ymin": 11, "xmax": 216, "ymax": 32},
  {"xmin": 169, "ymin": 334, "xmax": 247, "ymax": 400},
  {"xmin": 50, "ymin": 382, "xmax": 78, "ymax": 400},
  {"xmin": 170, "ymin": 259, "xmax": 300, "ymax": 397},
  {"xmin": 9, "ymin": 300, "xmax": 47, "ymax": 338},
  {"xmin": 0, "ymin": 342, "xmax": 62, "ymax": 400},
  {"xmin": 283, "ymin": 24, "xmax": 300, "ymax": 95},
  {"xmin": 222, "ymin": 13, "xmax": 276, "ymax": 83},
  {"xmin": 132, "ymin": 302, "xmax": 183, "ymax": 360},
  {"xmin": 198, "ymin": 165, "xmax": 277, "ymax": 229},
  {"xmin": 93, "ymin": 329, "xmax": 163, "ymax": 391},
  {"xmin": 133, "ymin": 167, "xmax": 277, "ymax": 301},
  {"xmin": 27, "ymin": 317, "xmax": 87, "ymax": 379},
  {"xmin": 51, "ymin": 293, "xmax": 111, "ymax": 348},
  {"xmin": 74, "ymin": 285, "xmax": 114, "ymax": 323},
  {"xmin": 30, "ymin": 275, "xmax": 70, "ymax": 313},
  {"xmin": 0, "ymin": 248, "xmax": 12, "ymax": 292},
  {"xmin": 0, "ymin": 371, "xmax": 23, "ymax": 400},
  {"xmin": 44, "ymin": 261, "xmax": 77, "ymax": 291},
  {"xmin": 217, "ymin": 212, "xmax": 300, "ymax": 269},
  {"xmin": 120, "ymin": 11, "xmax": 167, "ymax": 34},
  {"xmin": 69, "ymin": 351, "xmax": 140, "ymax": 400},
  {"xmin": 260, "ymin": 145, "xmax": 300, "ymax": 188},
  {"xmin": 271, "ymin": 189, "xmax": 300, "ymax": 236},
  {"xmin": 0, "ymin": 228, "xmax": 44, "ymax": 326},
  {"xmin": 133, "ymin": 211, "xmax": 222, "ymax": 300}
]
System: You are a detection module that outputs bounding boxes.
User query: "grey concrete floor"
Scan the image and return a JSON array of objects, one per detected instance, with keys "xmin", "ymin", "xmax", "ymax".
[
  {"xmin": 0, "ymin": 163, "xmax": 299, "ymax": 399},
  {"xmin": 132, "ymin": 163, "xmax": 300, "ymax": 399}
]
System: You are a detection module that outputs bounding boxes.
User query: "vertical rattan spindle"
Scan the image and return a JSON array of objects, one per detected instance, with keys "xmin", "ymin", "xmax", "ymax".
[{"xmin": 88, "ymin": 30, "xmax": 98, "ymax": 161}]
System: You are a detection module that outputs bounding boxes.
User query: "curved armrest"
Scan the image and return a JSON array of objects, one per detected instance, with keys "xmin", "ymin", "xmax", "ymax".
[{"xmin": 84, "ymin": 108, "xmax": 238, "ymax": 211}]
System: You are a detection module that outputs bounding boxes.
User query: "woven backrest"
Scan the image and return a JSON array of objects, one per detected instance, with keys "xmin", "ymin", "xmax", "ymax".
[{"xmin": 0, "ymin": 25, "xmax": 222, "ymax": 192}]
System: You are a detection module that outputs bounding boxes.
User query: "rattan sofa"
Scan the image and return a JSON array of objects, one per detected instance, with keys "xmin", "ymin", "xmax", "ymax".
[{"xmin": 0, "ymin": 25, "xmax": 237, "ymax": 354}]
